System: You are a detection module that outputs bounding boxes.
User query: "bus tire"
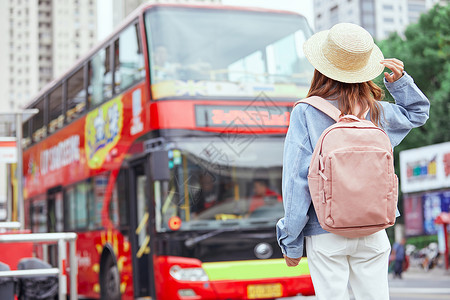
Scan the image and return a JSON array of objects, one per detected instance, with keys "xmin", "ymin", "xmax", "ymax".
[{"xmin": 100, "ymin": 254, "xmax": 121, "ymax": 300}]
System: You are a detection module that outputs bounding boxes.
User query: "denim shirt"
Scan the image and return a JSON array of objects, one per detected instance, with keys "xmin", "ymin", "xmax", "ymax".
[{"xmin": 276, "ymin": 72, "xmax": 430, "ymax": 258}]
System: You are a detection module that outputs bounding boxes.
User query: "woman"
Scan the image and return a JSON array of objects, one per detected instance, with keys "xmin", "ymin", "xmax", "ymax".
[{"xmin": 276, "ymin": 23, "xmax": 429, "ymax": 300}]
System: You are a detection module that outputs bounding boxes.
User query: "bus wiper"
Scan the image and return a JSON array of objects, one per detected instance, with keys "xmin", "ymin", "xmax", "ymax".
[
  {"xmin": 248, "ymin": 219, "xmax": 276, "ymax": 225},
  {"xmin": 185, "ymin": 226, "xmax": 239, "ymax": 248}
]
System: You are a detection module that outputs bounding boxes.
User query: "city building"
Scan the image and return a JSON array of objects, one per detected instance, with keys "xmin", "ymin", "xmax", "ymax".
[
  {"xmin": 313, "ymin": 0, "xmax": 445, "ymax": 40},
  {"xmin": 0, "ymin": 0, "xmax": 97, "ymax": 221},
  {"xmin": 0, "ymin": 0, "xmax": 98, "ymax": 113}
]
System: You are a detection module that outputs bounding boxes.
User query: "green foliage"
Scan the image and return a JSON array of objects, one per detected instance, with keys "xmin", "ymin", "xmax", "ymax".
[
  {"xmin": 406, "ymin": 235, "xmax": 438, "ymax": 249},
  {"xmin": 377, "ymin": 3, "xmax": 450, "ymax": 150}
]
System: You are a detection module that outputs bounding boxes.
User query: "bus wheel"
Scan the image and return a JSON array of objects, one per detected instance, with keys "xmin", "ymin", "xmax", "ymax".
[{"xmin": 100, "ymin": 255, "xmax": 121, "ymax": 300}]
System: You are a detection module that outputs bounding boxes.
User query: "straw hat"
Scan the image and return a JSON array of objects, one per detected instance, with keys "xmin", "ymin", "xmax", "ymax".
[{"xmin": 303, "ymin": 23, "xmax": 384, "ymax": 83}]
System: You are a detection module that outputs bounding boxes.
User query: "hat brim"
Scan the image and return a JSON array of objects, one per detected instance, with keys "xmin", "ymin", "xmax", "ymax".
[{"xmin": 303, "ymin": 30, "xmax": 385, "ymax": 83}]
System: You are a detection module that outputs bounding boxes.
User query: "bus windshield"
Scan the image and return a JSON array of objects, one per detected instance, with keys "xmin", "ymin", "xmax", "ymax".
[
  {"xmin": 157, "ymin": 138, "xmax": 284, "ymax": 232},
  {"xmin": 145, "ymin": 6, "xmax": 314, "ymax": 100}
]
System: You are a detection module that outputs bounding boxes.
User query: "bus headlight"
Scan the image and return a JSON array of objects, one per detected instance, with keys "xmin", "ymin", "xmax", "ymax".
[{"xmin": 170, "ymin": 265, "xmax": 209, "ymax": 281}]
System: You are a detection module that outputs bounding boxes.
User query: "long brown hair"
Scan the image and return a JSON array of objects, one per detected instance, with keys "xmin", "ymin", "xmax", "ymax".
[{"xmin": 306, "ymin": 70, "xmax": 384, "ymax": 126}]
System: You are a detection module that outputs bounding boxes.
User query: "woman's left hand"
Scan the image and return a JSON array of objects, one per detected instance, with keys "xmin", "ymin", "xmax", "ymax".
[
  {"xmin": 381, "ymin": 58, "xmax": 404, "ymax": 82},
  {"xmin": 284, "ymin": 255, "xmax": 301, "ymax": 267}
]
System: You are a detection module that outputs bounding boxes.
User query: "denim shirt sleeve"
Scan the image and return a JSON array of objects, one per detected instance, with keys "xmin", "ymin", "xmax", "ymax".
[
  {"xmin": 276, "ymin": 104, "xmax": 313, "ymax": 259},
  {"xmin": 380, "ymin": 72, "xmax": 430, "ymax": 147}
]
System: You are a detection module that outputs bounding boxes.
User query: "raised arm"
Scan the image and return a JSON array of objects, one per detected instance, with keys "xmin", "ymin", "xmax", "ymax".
[{"xmin": 379, "ymin": 58, "xmax": 430, "ymax": 147}]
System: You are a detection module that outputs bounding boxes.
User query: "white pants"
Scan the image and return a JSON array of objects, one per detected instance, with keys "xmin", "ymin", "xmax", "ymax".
[{"xmin": 305, "ymin": 230, "xmax": 391, "ymax": 300}]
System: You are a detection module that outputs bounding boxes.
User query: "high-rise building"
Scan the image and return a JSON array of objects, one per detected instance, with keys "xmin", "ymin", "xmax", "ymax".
[
  {"xmin": 407, "ymin": 0, "xmax": 447, "ymax": 23},
  {"xmin": 0, "ymin": 0, "xmax": 98, "ymax": 221},
  {"xmin": 0, "ymin": 0, "xmax": 98, "ymax": 113},
  {"xmin": 112, "ymin": 0, "xmax": 147, "ymax": 27},
  {"xmin": 313, "ymin": 0, "xmax": 445, "ymax": 40}
]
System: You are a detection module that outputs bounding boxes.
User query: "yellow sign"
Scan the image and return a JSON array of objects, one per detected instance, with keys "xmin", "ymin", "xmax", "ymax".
[
  {"xmin": 247, "ymin": 283, "xmax": 283, "ymax": 299},
  {"xmin": 85, "ymin": 97, "xmax": 123, "ymax": 169}
]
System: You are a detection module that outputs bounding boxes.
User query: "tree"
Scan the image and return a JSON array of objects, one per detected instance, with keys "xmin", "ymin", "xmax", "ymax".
[{"xmin": 377, "ymin": 3, "xmax": 450, "ymax": 151}]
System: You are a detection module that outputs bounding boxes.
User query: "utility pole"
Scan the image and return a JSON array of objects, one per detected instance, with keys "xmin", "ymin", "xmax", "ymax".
[{"xmin": 0, "ymin": 110, "xmax": 38, "ymax": 229}]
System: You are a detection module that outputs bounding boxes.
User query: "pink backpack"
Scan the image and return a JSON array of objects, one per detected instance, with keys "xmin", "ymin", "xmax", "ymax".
[{"xmin": 296, "ymin": 96, "xmax": 398, "ymax": 238}]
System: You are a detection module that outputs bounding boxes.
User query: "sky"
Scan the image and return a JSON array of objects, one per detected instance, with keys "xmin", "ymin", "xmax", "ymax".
[
  {"xmin": 97, "ymin": 0, "xmax": 315, "ymax": 41},
  {"xmin": 97, "ymin": 0, "xmax": 115, "ymax": 41}
]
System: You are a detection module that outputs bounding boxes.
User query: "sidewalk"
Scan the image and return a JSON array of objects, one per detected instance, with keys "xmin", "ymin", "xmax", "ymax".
[
  {"xmin": 282, "ymin": 266, "xmax": 450, "ymax": 300},
  {"xmin": 388, "ymin": 266, "xmax": 450, "ymax": 299},
  {"xmin": 399, "ymin": 265, "xmax": 450, "ymax": 280}
]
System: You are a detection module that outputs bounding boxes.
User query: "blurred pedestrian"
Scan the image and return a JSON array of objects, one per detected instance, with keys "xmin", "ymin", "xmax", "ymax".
[
  {"xmin": 277, "ymin": 23, "xmax": 430, "ymax": 300},
  {"xmin": 392, "ymin": 238, "xmax": 407, "ymax": 279}
]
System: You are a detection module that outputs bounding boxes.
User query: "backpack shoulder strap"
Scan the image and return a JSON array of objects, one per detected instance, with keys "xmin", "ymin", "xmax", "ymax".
[{"xmin": 295, "ymin": 96, "xmax": 341, "ymax": 122}]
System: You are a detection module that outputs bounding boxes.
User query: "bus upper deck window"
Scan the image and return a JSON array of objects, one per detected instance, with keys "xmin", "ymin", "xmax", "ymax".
[
  {"xmin": 32, "ymin": 99, "xmax": 46, "ymax": 142},
  {"xmin": 22, "ymin": 120, "xmax": 31, "ymax": 148},
  {"xmin": 88, "ymin": 46, "xmax": 112, "ymax": 108},
  {"xmin": 67, "ymin": 67, "xmax": 86, "ymax": 122},
  {"xmin": 114, "ymin": 23, "xmax": 145, "ymax": 94},
  {"xmin": 48, "ymin": 84, "xmax": 63, "ymax": 133}
]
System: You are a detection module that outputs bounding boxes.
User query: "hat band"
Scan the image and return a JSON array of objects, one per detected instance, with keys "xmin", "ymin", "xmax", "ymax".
[{"xmin": 322, "ymin": 37, "xmax": 372, "ymax": 71}]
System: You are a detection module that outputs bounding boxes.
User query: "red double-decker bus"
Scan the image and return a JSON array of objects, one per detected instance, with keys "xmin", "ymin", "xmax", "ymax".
[{"xmin": 21, "ymin": 3, "xmax": 315, "ymax": 299}]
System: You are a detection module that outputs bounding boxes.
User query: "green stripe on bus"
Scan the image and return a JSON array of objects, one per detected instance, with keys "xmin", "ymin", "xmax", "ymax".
[{"xmin": 202, "ymin": 258, "xmax": 310, "ymax": 281}]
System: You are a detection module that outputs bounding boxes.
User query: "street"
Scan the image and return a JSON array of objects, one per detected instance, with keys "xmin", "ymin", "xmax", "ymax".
[{"xmin": 282, "ymin": 266, "xmax": 450, "ymax": 300}]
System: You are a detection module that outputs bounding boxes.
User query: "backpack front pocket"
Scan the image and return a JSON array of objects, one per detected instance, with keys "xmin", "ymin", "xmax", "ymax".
[{"xmin": 324, "ymin": 147, "xmax": 391, "ymax": 228}]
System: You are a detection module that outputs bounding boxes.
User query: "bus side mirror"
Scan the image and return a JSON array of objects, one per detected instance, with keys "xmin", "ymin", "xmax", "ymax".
[{"xmin": 150, "ymin": 150, "xmax": 170, "ymax": 181}]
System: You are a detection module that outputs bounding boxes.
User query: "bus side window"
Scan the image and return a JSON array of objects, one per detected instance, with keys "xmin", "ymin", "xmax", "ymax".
[
  {"xmin": 31, "ymin": 195, "xmax": 47, "ymax": 233},
  {"xmin": 48, "ymin": 84, "xmax": 64, "ymax": 134},
  {"xmin": 66, "ymin": 66, "xmax": 86, "ymax": 122},
  {"xmin": 32, "ymin": 98, "xmax": 46, "ymax": 142},
  {"xmin": 114, "ymin": 22, "xmax": 145, "ymax": 94},
  {"xmin": 75, "ymin": 182, "xmax": 89, "ymax": 229},
  {"xmin": 88, "ymin": 174, "xmax": 108, "ymax": 230},
  {"xmin": 64, "ymin": 186, "xmax": 77, "ymax": 231},
  {"xmin": 88, "ymin": 46, "xmax": 112, "ymax": 108},
  {"xmin": 110, "ymin": 181, "xmax": 120, "ymax": 228},
  {"xmin": 64, "ymin": 182, "xmax": 88, "ymax": 231}
]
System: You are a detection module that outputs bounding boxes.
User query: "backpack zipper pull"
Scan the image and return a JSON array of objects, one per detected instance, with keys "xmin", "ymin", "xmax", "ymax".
[
  {"xmin": 320, "ymin": 190, "xmax": 326, "ymax": 204},
  {"xmin": 319, "ymin": 155, "xmax": 328, "ymax": 180}
]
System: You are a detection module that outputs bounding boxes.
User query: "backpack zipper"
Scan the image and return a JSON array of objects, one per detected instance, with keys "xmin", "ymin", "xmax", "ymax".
[{"xmin": 318, "ymin": 126, "xmax": 391, "ymax": 156}]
